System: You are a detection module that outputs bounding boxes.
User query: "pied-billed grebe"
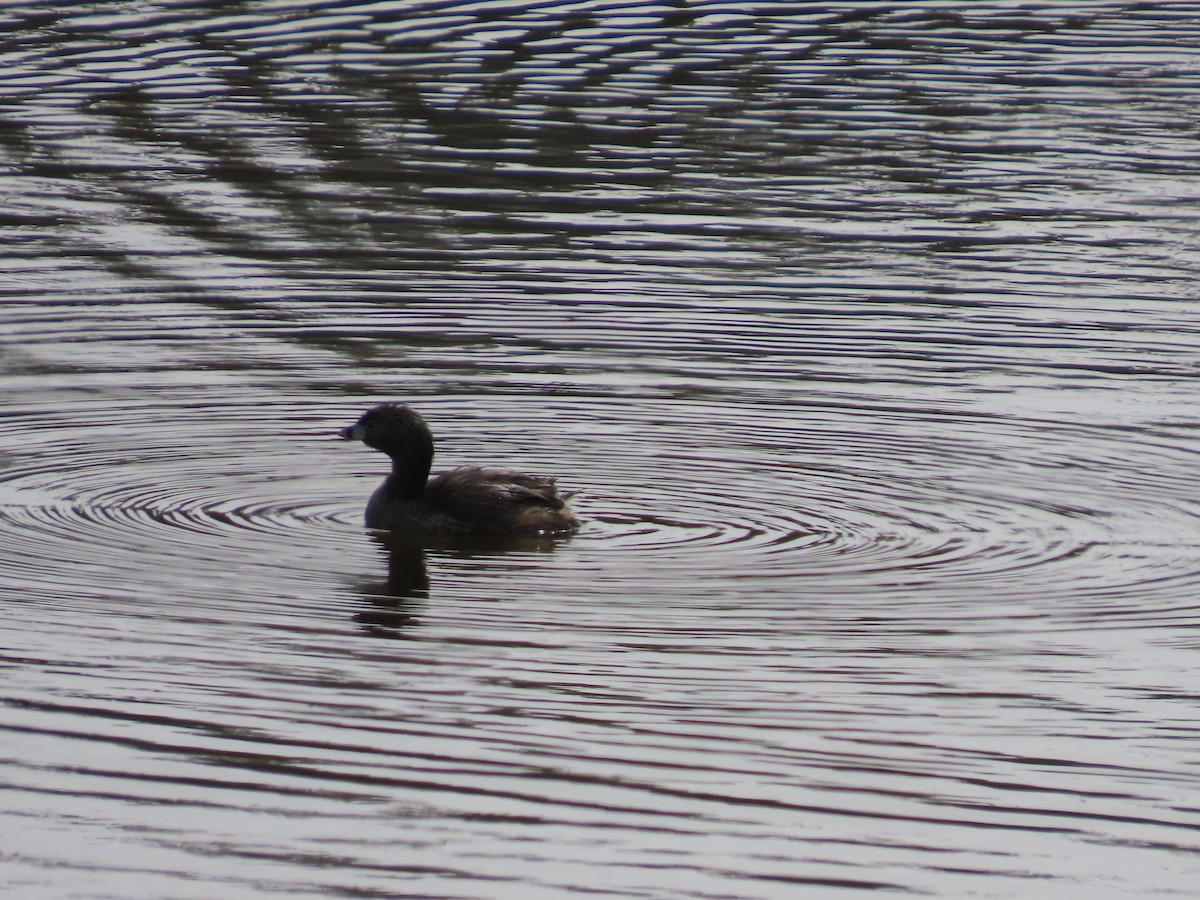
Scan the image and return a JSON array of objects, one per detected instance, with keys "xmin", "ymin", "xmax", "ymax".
[{"xmin": 339, "ymin": 403, "xmax": 580, "ymax": 536}]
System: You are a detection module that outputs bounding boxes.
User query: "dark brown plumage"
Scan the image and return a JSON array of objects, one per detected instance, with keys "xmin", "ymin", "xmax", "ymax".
[{"xmin": 339, "ymin": 404, "xmax": 580, "ymax": 537}]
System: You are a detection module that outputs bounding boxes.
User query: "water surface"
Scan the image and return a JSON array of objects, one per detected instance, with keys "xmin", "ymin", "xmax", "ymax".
[{"xmin": 2, "ymin": 3, "xmax": 1200, "ymax": 897}]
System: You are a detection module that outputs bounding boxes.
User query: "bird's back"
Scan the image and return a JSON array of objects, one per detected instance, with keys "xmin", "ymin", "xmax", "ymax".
[{"xmin": 366, "ymin": 465, "xmax": 580, "ymax": 535}]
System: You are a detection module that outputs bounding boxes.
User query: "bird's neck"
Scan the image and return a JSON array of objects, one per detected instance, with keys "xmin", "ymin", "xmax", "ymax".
[{"xmin": 385, "ymin": 451, "xmax": 432, "ymax": 500}]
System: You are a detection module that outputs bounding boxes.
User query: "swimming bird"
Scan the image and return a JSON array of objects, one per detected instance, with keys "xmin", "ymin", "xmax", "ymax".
[{"xmin": 339, "ymin": 403, "xmax": 580, "ymax": 536}]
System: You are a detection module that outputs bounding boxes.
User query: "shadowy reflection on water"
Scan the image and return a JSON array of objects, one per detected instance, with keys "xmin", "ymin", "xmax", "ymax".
[
  {"xmin": 352, "ymin": 535, "xmax": 431, "ymax": 636},
  {"xmin": 352, "ymin": 530, "xmax": 576, "ymax": 637}
]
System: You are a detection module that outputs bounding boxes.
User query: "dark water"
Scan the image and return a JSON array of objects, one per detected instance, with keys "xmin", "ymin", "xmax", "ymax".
[{"xmin": 3, "ymin": 2, "xmax": 1200, "ymax": 897}]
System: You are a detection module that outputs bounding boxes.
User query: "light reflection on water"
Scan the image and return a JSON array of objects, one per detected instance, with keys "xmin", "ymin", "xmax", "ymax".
[{"xmin": 2, "ymin": 2, "xmax": 1200, "ymax": 898}]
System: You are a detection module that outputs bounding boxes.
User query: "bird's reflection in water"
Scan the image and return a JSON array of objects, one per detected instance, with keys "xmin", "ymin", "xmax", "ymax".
[
  {"xmin": 352, "ymin": 533, "xmax": 430, "ymax": 637},
  {"xmin": 352, "ymin": 531, "xmax": 572, "ymax": 637}
]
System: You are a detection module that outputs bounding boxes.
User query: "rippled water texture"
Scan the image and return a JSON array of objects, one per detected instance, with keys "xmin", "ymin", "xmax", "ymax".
[{"xmin": 3, "ymin": 3, "xmax": 1200, "ymax": 897}]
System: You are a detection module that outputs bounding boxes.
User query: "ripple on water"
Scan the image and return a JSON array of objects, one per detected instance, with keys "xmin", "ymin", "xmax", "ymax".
[
  {"xmin": 544, "ymin": 398, "xmax": 1199, "ymax": 624},
  {"xmin": 2, "ymin": 383, "xmax": 1199, "ymax": 636},
  {"xmin": 0, "ymin": 397, "xmax": 361, "ymax": 611}
]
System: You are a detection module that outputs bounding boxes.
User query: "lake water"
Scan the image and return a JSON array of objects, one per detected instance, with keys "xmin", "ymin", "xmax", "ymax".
[{"xmin": 2, "ymin": 2, "xmax": 1200, "ymax": 897}]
